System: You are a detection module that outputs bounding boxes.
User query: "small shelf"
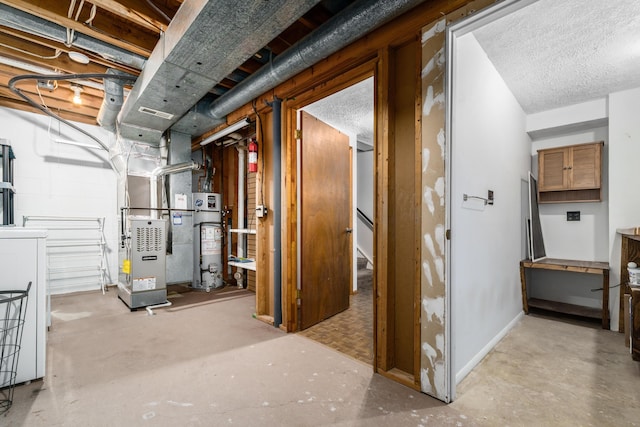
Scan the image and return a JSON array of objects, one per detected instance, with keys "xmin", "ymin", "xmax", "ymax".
[
  {"xmin": 230, "ymin": 228, "xmax": 256, "ymax": 234},
  {"xmin": 527, "ymin": 298, "xmax": 601, "ymax": 320},
  {"xmin": 228, "ymin": 259, "xmax": 256, "ymax": 271}
]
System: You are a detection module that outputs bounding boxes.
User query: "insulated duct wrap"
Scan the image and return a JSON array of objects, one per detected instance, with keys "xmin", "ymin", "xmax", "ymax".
[
  {"xmin": 97, "ymin": 69, "xmax": 132, "ymax": 133},
  {"xmin": 205, "ymin": 0, "xmax": 427, "ymax": 120}
]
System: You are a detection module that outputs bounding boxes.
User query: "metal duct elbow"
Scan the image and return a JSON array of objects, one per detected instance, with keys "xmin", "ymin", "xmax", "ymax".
[
  {"xmin": 149, "ymin": 161, "xmax": 201, "ymax": 219},
  {"xmin": 150, "ymin": 161, "xmax": 201, "ymax": 179},
  {"xmin": 97, "ymin": 69, "xmax": 134, "ymax": 132}
]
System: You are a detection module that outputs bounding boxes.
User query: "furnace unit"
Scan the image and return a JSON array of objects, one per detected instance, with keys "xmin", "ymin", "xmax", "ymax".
[
  {"xmin": 193, "ymin": 193, "xmax": 223, "ymax": 291},
  {"xmin": 118, "ymin": 218, "xmax": 167, "ymax": 309}
]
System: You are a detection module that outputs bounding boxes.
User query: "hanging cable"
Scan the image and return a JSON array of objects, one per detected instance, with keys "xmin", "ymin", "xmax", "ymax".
[
  {"xmin": 85, "ymin": 3, "xmax": 97, "ymax": 25},
  {"xmin": 34, "ymin": 81, "xmax": 49, "ymax": 109},
  {"xmin": 144, "ymin": 0, "xmax": 171, "ymax": 25},
  {"xmin": 0, "ymin": 43, "xmax": 61, "ymax": 60},
  {"xmin": 9, "ymin": 73, "xmax": 136, "ymax": 156}
]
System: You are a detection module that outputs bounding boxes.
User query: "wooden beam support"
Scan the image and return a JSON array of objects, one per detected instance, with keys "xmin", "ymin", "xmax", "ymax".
[
  {"xmin": 82, "ymin": 0, "xmax": 169, "ymax": 33},
  {"xmin": 0, "ymin": 0, "xmax": 156, "ymax": 56},
  {"xmin": 0, "ymin": 25, "xmax": 141, "ymax": 74},
  {"xmin": 0, "ymin": 45, "xmax": 109, "ymax": 74},
  {"xmin": 0, "ymin": 95, "xmax": 98, "ymax": 125}
]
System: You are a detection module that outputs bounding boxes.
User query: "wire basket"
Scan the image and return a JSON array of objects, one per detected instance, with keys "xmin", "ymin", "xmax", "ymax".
[{"xmin": 0, "ymin": 282, "xmax": 31, "ymax": 414}]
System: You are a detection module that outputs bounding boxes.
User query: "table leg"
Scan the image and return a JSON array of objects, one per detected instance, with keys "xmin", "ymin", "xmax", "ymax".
[
  {"xmin": 602, "ymin": 269, "xmax": 610, "ymax": 329},
  {"xmin": 520, "ymin": 263, "xmax": 529, "ymax": 314}
]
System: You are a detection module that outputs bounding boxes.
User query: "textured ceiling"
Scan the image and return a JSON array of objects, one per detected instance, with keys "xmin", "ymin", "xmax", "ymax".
[
  {"xmin": 473, "ymin": 0, "xmax": 640, "ymax": 113},
  {"xmin": 301, "ymin": 77, "xmax": 374, "ymax": 147}
]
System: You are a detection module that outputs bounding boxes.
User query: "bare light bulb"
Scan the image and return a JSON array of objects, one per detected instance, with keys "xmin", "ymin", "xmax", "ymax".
[{"xmin": 70, "ymin": 84, "xmax": 83, "ymax": 105}]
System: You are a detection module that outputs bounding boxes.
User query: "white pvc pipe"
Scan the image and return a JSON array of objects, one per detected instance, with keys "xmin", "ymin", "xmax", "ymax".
[
  {"xmin": 237, "ymin": 147, "xmax": 245, "ymax": 259},
  {"xmin": 234, "ymin": 147, "xmax": 246, "ymax": 289},
  {"xmin": 146, "ymin": 300, "xmax": 172, "ymax": 315}
]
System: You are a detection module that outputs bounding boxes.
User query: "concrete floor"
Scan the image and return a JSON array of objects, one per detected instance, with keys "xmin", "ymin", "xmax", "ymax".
[{"xmin": 3, "ymin": 287, "xmax": 640, "ymax": 426}]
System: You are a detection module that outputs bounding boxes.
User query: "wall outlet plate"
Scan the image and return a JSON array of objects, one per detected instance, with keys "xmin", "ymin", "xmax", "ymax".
[
  {"xmin": 567, "ymin": 211, "xmax": 580, "ymax": 221},
  {"xmin": 256, "ymin": 205, "xmax": 267, "ymax": 218}
]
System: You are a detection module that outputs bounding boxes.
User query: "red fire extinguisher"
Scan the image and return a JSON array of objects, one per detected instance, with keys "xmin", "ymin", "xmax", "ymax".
[{"xmin": 248, "ymin": 138, "xmax": 258, "ymax": 173}]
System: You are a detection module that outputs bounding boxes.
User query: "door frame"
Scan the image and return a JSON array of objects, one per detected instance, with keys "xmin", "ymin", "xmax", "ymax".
[{"xmin": 281, "ymin": 63, "xmax": 375, "ymax": 331}]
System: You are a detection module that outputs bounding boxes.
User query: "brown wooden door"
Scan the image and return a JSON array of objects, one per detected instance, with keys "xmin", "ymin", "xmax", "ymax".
[{"xmin": 300, "ymin": 110, "xmax": 351, "ymax": 330}]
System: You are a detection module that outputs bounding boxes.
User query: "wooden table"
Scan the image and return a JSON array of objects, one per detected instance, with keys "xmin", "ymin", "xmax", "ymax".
[{"xmin": 520, "ymin": 258, "xmax": 610, "ymax": 329}]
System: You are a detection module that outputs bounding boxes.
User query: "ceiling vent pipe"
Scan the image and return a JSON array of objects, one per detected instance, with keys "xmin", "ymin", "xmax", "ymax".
[
  {"xmin": 97, "ymin": 69, "xmax": 135, "ymax": 133},
  {"xmin": 0, "ymin": 4, "xmax": 146, "ymax": 70},
  {"xmin": 204, "ymin": 0, "xmax": 427, "ymax": 121}
]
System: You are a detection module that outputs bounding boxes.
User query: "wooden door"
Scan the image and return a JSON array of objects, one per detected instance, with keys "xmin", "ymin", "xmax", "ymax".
[{"xmin": 300, "ymin": 110, "xmax": 351, "ymax": 330}]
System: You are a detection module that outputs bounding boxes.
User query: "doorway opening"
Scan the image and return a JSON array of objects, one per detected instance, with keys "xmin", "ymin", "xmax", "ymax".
[{"xmin": 295, "ymin": 77, "xmax": 375, "ymax": 366}]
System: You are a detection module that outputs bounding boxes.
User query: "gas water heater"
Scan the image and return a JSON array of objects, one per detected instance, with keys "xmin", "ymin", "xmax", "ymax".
[{"xmin": 192, "ymin": 193, "xmax": 223, "ymax": 291}]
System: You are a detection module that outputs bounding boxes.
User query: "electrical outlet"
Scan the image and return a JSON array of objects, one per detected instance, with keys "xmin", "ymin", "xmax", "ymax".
[
  {"xmin": 567, "ymin": 211, "xmax": 580, "ymax": 221},
  {"xmin": 256, "ymin": 205, "xmax": 267, "ymax": 218}
]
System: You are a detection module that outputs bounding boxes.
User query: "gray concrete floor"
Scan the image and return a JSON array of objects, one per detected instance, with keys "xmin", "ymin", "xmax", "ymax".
[{"xmin": 3, "ymin": 287, "xmax": 640, "ymax": 426}]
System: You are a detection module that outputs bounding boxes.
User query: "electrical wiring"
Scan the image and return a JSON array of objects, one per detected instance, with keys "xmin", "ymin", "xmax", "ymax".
[{"xmin": 8, "ymin": 73, "xmax": 136, "ymax": 156}]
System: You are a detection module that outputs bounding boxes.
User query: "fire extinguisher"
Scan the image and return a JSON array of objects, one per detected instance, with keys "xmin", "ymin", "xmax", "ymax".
[{"xmin": 248, "ymin": 138, "xmax": 258, "ymax": 173}]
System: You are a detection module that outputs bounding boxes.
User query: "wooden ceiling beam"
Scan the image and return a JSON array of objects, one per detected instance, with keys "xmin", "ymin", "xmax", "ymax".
[
  {"xmin": 84, "ymin": 0, "xmax": 169, "ymax": 33},
  {"xmin": 0, "ymin": 45, "xmax": 110, "ymax": 74},
  {"xmin": 0, "ymin": 97, "xmax": 98, "ymax": 125},
  {"xmin": 0, "ymin": 25, "xmax": 141, "ymax": 75},
  {"xmin": 0, "ymin": 0, "xmax": 156, "ymax": 56},
  {"xmin": 0, "ymin": 86, "xmax": 100, "ymax": 120}
]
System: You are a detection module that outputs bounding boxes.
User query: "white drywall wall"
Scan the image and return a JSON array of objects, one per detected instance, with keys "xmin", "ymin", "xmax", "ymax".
[
  {"xmin": 530, "ymin": 127, "xmax": 609, "ymax": 309},
  {"xmin": 357, "ymin": 150, "xmax": 374, "ymax": 262},
  {"xmin": 608, "ymin": 86, "xmax": 640, "ymax": 331},
  {"xmin": 0, "ymin": 107, "xmax": 118, "ymax": 294},
  {"xmin": 526, "ymin": 98, "xmax": 608, "ymax": 135},
  {"xmin": 451, "ymin": 34, "xmax": 530, "ymax": 383}
]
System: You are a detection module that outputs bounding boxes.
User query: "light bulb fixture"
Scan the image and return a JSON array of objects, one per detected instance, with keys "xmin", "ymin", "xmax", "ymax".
[
  {"xmin": 200, "ymin": 118, "xmax": 251, "ymax": 146},
  {"xmin": 70, "ymin": 84, "xmax": 83, "ymax": 105},
  {"xmin": 68, "ymin": 51, "xmax": 90, "ymax": 64}
]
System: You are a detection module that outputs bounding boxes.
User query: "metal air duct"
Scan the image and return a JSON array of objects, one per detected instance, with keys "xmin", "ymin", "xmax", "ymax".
[
  {"xmin": 97, "ymin": 69, "xmax": 134, "ymax": 133},
  {"xmin": 204, "ymin": 0, "xmax": 427, "ymax": 121},
  {"xmin": 116, "ymin": 0, "xmax": 321, "ymax": 144}
]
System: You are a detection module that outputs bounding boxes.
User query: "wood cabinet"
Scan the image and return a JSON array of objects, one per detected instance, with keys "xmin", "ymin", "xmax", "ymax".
[
  {"xmin": 618, "ymin": 231, "xmax": 640, "ymax": 361},
  {"xmin": 632, "ymin": 289, "xmax": 640, "ymax": 361},
  {"xmin": 538, "ymin": 141, "xmax": 603, "ymax": 203}
]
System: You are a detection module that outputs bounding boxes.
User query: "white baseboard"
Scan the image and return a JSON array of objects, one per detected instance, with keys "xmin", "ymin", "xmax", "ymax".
[{"xmin": 455, "ymin": 311, "xmax": 524, "ymax": 385}]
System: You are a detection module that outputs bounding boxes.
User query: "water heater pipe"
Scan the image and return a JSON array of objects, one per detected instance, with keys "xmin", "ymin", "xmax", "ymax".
[
  {"xmin": 237, "ymin": 146, "xmax": 246, "ymax": 260},
  {"xmin": 149, "ymin": 161, "xmax": 201, "ymax": 219},
  {"xmin": 234, "ymin": 145, "xmax": 247, "ymax": 288}
]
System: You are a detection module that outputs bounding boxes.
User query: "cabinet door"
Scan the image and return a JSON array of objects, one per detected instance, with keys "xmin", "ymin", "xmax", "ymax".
[
  {"xmin": 539, "ymin": 148, "xmax": 568, "ymax": 191},
  {"xmin": 570, "ymin": 143, "xmax": 601, "ymax": 189}
]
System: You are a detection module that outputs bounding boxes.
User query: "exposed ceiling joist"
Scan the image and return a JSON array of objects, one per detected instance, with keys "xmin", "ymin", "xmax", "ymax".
[
  {"xmin": 0, "ymin": 0, "xmax": 157, "ymax": 56},
  {"xmin": 84, "ymin": 0, "xmax": 170, "ymax": 33}
]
